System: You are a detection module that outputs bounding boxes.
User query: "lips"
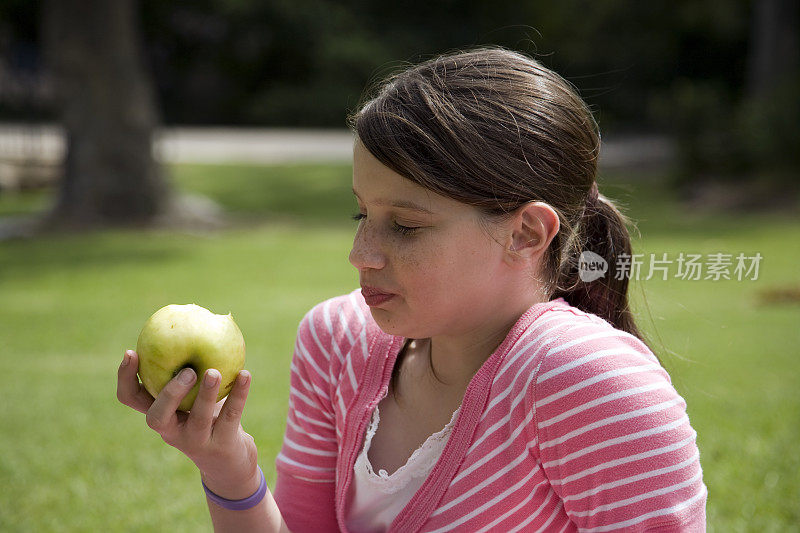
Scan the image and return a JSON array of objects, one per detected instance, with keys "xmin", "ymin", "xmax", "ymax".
[
  {"xmin": 361, "ymin": 285, "xmax": 394, "ymax": 297},
  {"xmin": 360, "ymin": 285, "xmax": 396, "ymax": 306}
]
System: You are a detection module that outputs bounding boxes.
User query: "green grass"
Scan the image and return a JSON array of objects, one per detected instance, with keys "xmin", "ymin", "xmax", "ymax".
[{"xmin": 0, "ymin": 163, "xmax": 798, "ymax": 531}]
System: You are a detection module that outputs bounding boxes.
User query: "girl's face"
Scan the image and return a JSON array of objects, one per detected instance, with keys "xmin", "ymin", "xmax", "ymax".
[{"xmin": 349, "ymin": 141, "xmax": 512, "ymax": 339}]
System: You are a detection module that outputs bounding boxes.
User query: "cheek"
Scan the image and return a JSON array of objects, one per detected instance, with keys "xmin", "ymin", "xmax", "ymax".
[
  {"xmin": 389, "ymin": 239, "xmax": 445, "ymax": 300},
  {"xmin": 398, "ymin": 238, "xmax": 486, "ymax": 296},
  {"xmin": 393, "ymin": 243, "xmax": 433, "ymax": 287},
  {"xmin": 436, "ymin": 236, "xmax": 499, "ymax": 292},
  {"xmin": 393, "ymin": 245, "xmax": 425, "ymax": 270}
]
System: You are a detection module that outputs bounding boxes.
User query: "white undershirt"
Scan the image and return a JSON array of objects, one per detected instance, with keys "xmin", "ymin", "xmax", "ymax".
[{"xmin": 345, "ymin": 401, "xmax": 461, "ymax": 532}]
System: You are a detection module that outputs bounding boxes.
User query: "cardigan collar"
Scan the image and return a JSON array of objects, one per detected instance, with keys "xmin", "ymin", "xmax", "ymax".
[{"xmin": 336, "ymin": 296, "xmax": 568, "ymax": 532}]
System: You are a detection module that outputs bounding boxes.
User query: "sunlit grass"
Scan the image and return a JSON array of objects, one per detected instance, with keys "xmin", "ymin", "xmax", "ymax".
[{"xmin": 0, "ymin": 162, "xmax": 797, "ymax": 531}]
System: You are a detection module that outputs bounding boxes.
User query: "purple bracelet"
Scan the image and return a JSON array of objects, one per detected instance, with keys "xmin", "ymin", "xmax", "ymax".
[{"xmin": 202, "ymin": 466, "xmax": 267, "ymax": 511}]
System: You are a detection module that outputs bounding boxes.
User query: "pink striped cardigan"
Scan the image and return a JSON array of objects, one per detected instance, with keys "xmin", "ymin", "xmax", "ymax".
[{"xmin": 273, "ymin": 289, "xmax": 707, "ymax": 532}]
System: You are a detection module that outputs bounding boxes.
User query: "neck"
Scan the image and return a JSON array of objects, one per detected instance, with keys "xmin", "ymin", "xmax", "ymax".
[{"xmin": 425, "ymin": 292, "xmax": 547, "ymax": 391}]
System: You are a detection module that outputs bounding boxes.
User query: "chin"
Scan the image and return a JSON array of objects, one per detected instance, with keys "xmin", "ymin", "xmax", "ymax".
[{"xmin": 368, "ymin": 309, "xmax": 430, "ymax": 339}]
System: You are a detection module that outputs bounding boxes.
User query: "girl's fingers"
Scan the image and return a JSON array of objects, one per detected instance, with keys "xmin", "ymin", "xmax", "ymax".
[
  {"xmin": 186, "ymin": 369, "xmax": 221, "ymax": 436},
  {"xmin": 145, "ymin": 367, "xmax": 197, "ymax": 441},
  {"xmin": 212, "ymin": 370, "xmax": 251, "ymax": 442},
  {"xmin": 117, "ymin": 350, "xmax": 155, "ymax": 414}
]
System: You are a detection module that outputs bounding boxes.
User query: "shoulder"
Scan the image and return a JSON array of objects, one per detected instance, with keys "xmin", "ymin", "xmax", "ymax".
[
  {"xmin": 504, "ymin": 299, "xmax": 659, "ymax": 381},
  {"xmin": 527, "ymin": 301, "xmax": 694, "ymax": 460},
  {"xmin": 527, "ymin": 302, "xmax": 673, "ymax": 428},
  {"xmin": 507, "ymin": 299, "xmax": 673, "ymax": 440},
  {"xmin": 502, "ymin": 299, "xmax": 664, "ymax": 427},
  {"xmin": 525, "ymin": 303, "xmax": 706, "ymax": 530},
  {"xmin": 521, "ymin": 300, "xmax": 663, "ymax": 385}
]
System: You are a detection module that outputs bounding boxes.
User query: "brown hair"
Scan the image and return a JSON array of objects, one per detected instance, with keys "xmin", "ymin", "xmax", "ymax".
[{"xmin": 347, "ymin": 47, "xmax": 653, "ymax": 390}]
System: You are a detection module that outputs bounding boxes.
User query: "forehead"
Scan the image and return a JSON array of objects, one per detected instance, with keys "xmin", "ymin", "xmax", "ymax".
[
  {"xmin": 352, "ymin": 141, "xmax": 429, "ymax": 197},
  {"xmin": 352, "ymin": 141, "xmax": 469, "ymax": 217}
]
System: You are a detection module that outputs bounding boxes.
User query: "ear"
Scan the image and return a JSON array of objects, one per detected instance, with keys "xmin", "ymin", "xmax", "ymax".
[{"xmin": 503, "ymin": 202, "xmax": 560, "ymax": 267}]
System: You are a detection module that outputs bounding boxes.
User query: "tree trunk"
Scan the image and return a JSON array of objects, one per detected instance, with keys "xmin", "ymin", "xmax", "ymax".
[
  {"xmin": 741, "ymin": 0, "xmax": 800, "ymax": 188},
  {"xmin": 746, "ymin": 0, "xmax": 799, "ymax": 99},
  {"xmin": 41, "ymin": 0, "xmax": 170, "ymax": 227}
]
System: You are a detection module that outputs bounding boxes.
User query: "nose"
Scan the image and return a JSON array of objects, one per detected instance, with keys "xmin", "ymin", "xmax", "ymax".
[{"xmin": 349, "ymin": 223, "xmax": 386, "ymax": 270}]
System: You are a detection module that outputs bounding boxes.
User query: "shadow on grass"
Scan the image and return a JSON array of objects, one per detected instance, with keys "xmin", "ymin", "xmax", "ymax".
[{"xmin": 0, "ymin": 231, "xmax": 190, "ymax": 282}]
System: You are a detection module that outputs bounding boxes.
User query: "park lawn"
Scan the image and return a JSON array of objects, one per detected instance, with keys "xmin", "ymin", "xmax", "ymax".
[{"xmin": 0, "ymin": 163, "xmax": 798, "ymax": 531}]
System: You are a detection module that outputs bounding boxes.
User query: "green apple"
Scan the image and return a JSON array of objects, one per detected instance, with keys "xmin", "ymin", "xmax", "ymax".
[{"xmin": 136, "ymin": 304, "xmax": 246, "ymax": 412}]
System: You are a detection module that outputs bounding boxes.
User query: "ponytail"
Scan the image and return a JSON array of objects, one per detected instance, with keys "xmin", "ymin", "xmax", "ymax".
[{"xmin": 552, "ymin": 183, "xmax": 649, "ymax": 347}]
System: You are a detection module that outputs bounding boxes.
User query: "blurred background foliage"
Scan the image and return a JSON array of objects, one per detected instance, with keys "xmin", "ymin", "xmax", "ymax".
[
  {"xmin": 1, "ymin": 0, "xmax": 797, "ymax": 194},
  {"xmin": 0, "ymin": 0, "xmax": 756, "ymax": 127}
]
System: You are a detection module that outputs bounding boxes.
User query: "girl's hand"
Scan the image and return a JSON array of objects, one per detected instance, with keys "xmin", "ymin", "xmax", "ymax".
[{"xmin": 116, "ymin": 349, "xmax": 261, "ymax": 500}]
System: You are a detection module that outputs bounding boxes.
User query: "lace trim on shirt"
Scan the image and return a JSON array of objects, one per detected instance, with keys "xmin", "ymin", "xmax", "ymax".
[{"xmin": 356, "ymin": 401, "xmax": 461, "ymax": 494}]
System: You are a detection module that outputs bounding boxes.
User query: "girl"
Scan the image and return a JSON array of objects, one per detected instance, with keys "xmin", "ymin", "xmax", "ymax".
[{"xmin": 118, "ymin": 47, "xmax": 707, "ymax": 532}]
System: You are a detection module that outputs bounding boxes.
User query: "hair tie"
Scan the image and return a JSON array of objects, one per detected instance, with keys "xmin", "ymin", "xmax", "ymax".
[
  {"xmin": 581, "ymin": 182, "xmax": 599, "ymax": 220},
  {"xmin": 586, "ymin": 182, "xmax": 599, "ymax": 206}
]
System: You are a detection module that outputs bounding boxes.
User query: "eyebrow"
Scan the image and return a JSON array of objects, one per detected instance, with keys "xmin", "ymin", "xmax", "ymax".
[{"xmin": 352, "ymin": 188, "xmax": 434, "ymax": 214}]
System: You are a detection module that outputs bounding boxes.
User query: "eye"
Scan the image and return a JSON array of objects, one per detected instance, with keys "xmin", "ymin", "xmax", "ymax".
[
  {"xmin": 351, "ymin": 212, "xmax": 420, "ymax": 236},
  {"xmin": 392, "ymin": 222, "xmax": 419, "ymax": 236}
]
